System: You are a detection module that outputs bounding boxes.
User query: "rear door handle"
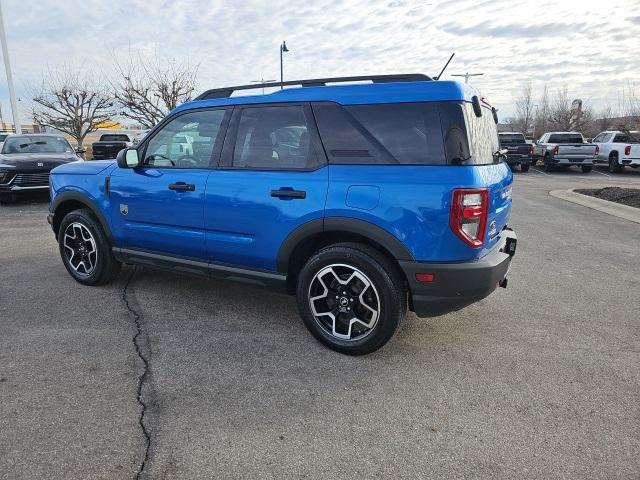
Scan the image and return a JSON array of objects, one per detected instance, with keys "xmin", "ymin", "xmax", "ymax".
[
  {"xmin": 169, "ymin": 182, "xmax": 195, "ymax": 192},
  {"xmin": 271, "ymin": 188, "xmax": 306, "ymax": 199}
]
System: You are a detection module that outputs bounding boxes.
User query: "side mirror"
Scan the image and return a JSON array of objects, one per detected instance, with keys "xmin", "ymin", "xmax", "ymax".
[{"xmin": 117, "ymin": 147, "xmax": 140, "ymax": 168}]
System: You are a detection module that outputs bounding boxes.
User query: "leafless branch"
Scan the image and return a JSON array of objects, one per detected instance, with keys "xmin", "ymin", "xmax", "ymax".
[
  {"xmin": 31, "ymin": 64, "xmax": 116, "ymax": 147},
  {"xmin": 112, "ymin": 53, "xmax": 199, "ymax": 129}
]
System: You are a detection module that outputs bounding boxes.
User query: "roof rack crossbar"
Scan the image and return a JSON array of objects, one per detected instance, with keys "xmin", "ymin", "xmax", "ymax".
[{"xmin": 194, "ymin": 73, "xmax": 431, "ymax": 100}]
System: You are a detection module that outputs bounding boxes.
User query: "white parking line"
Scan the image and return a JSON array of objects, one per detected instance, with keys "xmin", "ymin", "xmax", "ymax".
[
  {"xmin": 531, "ymin": 167, "xmax": 550, "ymax": 175},
  {"xmin": 591, "ymin": 169, "xmax": 611, "ymax": 177}
]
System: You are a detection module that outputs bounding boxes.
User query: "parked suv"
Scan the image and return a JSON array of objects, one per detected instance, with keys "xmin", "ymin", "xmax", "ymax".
[{"xmin": 47, "ymin": 74, "xmax": 517, "ymax": 354}]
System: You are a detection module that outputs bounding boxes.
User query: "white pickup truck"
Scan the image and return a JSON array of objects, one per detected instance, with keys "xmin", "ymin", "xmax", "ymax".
[
  {"xmin": 534, "ymin": 132, "xmax": 597, "ymax": 173},
  {"xmin": 592, "ymin": 130, "xmax": 640, "ymax": 173}
]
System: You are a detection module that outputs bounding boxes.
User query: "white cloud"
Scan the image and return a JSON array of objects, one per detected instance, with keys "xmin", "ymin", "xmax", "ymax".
[{"xmin": 0, "ymin": 0, "xmax": 638, "ymax": 120}]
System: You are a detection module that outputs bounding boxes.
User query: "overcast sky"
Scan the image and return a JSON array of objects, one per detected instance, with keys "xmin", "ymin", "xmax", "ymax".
[{"xmin": 0, "ymin": 0, "xmax": 638, "ymax": 122}]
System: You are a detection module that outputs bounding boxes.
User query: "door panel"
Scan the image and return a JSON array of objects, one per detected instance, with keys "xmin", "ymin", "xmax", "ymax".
[
  {"xmin": 204, "ymin": 168, "xmax": 328, "ymax": 270},
  {"xmin": 204, "ymin": 104, "xmax": 328, "ymax": 271},
  {"xmin": 109, "ymin": 168, "xmax": 209, "ymax": 258},
  {"xmin": 109, "ymin": 108, "xmax": 229, "ymax": 259}
]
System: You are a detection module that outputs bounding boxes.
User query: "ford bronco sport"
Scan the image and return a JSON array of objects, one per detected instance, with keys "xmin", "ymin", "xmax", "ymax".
[{"xmin": 47, "ymin": 74, "xmax": 517, "ymax": 355}]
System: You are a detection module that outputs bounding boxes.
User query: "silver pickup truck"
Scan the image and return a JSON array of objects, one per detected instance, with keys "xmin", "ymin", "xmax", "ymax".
[{"xmin": 534, "ymin": 132, "xmax": 597, "ymax": 173}]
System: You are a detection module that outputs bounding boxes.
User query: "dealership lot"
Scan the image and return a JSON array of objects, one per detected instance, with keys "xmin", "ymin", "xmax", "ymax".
[{"xmin": 1, "ymin": 169, "xmax": 639, "ymax": 479}]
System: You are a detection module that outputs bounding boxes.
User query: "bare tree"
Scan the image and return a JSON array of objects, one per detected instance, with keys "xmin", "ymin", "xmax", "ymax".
[
  {"xmin": 547, "ymin": 86, "xmax": 593, "ymax": 133},
  {"xmin": 113, "ymin": 53, "xmax": 199, "ymax": 128},
  {"xmin": 533, "ymin": 84, "xmax": 550, "ymax": 139},
  {"xmin": 32, "ymin": 65, "xmax": 116, "ymax": 147},
  {"xmin": 595, "ymin": 106, "xmax": 615, "ymax": 133},
  {"xmin": 512, "ymin": 81, "xmax": 535, "ymax": 136}
]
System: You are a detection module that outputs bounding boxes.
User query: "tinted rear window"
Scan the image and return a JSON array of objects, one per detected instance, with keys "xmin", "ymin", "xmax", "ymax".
[
  {"xmin": 346, "ymin": 103, "xmax": 443, "ymax": 164},
  {"xmin": 548, "ymin": 134, "xmax": 583, "ymax": 143},
  {"xmin": 313, "ymin": 101, "xmax": 499, "ymax": 166},
  {"xmin": 100, "ymin": 134, "xmax": 130, "ymax": 142},
  {"xmin": 499, "ymin": 134, "xmax": 526, "ymax": 143}
]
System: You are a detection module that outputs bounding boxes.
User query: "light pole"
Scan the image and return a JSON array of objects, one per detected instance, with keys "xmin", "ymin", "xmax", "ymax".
[
  {"xmin": 251, "ymin": 78, "xmax": 276, "ymax": 95},
  {"xmin": 0, "ymin": 2, "xmax": 21, "ymax": 134},
  {"xmin": 279, "ymin": 41, "xmax": 289, "ymax": 89},
  {"xmin": 451, "ymin": 72, "xmax": 484, "ymax": 84}
]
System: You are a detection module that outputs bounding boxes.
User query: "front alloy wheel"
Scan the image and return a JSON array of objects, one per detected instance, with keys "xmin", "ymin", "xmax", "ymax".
[
  {"xmin": 58, "ymin": 208, "xmax": 121, "ymax": 285},
  {"xmin": 63, "ymin": 222, "xmax": 98, "ymax": 276}
]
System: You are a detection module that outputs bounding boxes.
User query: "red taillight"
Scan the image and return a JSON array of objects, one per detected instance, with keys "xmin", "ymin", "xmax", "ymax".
[
  {"xmin": 595, "ymin": 145, "xmax": 600, "ymax": 156},
  {"xmin": 552, "ymin": 145, "xmax": 559, "ymax": 155},
  {"xmin": 415, "ymin": 273, "xmax": 435, "ymax": 283},
  {"xmin": 625, "ymin": 145, "xmax": 631, "ymax": 155},
  {"xmin": 450, "ymin": 188, "xmax": 489, "ymax": 248}
]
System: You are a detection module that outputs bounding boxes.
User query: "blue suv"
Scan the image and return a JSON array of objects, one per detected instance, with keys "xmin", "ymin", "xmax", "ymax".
[{"xmin": 48, "ymin": 74, "xmax": 517, "ymax": 355}]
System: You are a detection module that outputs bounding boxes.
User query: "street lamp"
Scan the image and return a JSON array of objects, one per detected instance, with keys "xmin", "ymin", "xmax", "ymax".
[
  {"xmin": 279, "ymin": 41, "xmax": 289, "ymax": 89},
  {"xmin": 251, "ymin": 78, "xmax": 277, "ymax": 95},
  {"xmin": 451, "ymin": 72, "xmax": 484, "ymax": 84}
]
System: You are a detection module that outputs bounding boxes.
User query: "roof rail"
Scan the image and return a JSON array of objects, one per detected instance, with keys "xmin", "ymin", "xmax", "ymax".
[{"xmin": 194, "ymin": 73, "xmax": 431, "ymax": 100}]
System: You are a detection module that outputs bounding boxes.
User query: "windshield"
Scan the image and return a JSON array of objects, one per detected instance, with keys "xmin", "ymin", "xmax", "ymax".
[
  {"xmin": 1, "ymin": 135, "xmax": 73, "ymax": 154},
  {"xmin": 548, "ymin": 134, "xmax": 583, "ymax": 144},
  {"xmin": 100, "ymin": 134, "xmax": 130, "ymax": 142},
  {"xmin": 499, "ymin": 134, "xmax": 526, "ymax": 144}
]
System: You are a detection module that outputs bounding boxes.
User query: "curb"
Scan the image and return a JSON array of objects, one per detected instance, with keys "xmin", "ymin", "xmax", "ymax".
[{"xmin": 549, "ymin": 189, "xmax": 640, "ymax": 224}]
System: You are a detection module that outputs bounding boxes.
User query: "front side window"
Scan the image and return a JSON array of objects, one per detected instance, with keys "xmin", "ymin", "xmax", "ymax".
[
  {"xmin": 231, "ymin": 105, "xmax": 319, "ymax": 169},
  {"xmin": 143, "ymin": 109, "xmax": 226, "ymax": 168}
]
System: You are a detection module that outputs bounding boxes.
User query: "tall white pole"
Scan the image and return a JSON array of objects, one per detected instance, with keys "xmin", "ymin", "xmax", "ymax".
[{"xmin": 0, "ymin": 1, "xmax": 21, "ymax": 134}]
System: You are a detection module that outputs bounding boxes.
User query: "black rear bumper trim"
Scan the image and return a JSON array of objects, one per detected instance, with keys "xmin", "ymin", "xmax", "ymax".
[{"xmin": 400, "ymin": 229, "xmax": 517, "ymax": 318}]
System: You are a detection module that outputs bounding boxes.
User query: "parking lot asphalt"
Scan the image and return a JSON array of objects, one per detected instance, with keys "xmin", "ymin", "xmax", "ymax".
[{"xmin": 1, "ymin": 168, "xmax": 639, "ymax": 479}]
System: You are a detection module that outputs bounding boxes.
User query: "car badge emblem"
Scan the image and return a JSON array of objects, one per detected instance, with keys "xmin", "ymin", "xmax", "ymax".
[
  {"xmin": 120, "ymin": 204, "xmax": 129, "ymax": 215},
  {"xmin": 37, "ymin": 162, "xmax": 44, "ymax": 167},
  {"xmin": 488, "ymin": 220, "xmax": 497, "ymax": 237}
]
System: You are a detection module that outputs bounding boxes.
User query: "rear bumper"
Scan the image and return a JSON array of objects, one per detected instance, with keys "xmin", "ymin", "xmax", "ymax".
[
  {"xmin": 400, "ymin": 228, "xmax": 517, "ymax": 318},
  {"xmin": 552, "ymin": 157, "xmax": 594, "ymax": 165},
  {"xmin": 505, "ymin": 154, "xmax": 531, "ymax": 165}
]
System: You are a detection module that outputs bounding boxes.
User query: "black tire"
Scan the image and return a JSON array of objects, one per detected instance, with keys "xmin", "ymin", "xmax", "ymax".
[
  {"xmin": 58, "ymin": 208, "xmax": 121, "ymax": 285},
  {"xmin": 544, "ymin": 154, "xmax": 554, "ymax": 172},
  {"xmin": 609, "ymin": 153, "xmax": 623, "ymax": 173},
  {"xmin": 530, "ymin": 158, "xmax": 537, "ymax": 166},
  {"xmin": 0, "ymin": 193, "xmax": 15, "ymax": 204},
  {"xmin": 520, "ymin": 163, "xmax": 530, "ymax": 172},
  {"xmin": 296, "ymin": 242, "xmax": 407, "ymax": 355},
  {"xmin": 581, "ymin": 165, "xmax": 592, "ymax": 173}
]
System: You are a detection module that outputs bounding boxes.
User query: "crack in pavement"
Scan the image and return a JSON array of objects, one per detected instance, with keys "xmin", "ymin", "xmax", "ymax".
[{"xmin": 122, "ymin": 267, "xmax": 152, "ymax": 480}]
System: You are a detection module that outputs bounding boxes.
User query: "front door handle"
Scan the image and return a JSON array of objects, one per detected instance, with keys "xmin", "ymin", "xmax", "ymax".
[
  {"xmin": 169, "ymin": 182, "xmax": 195, "ymax": 192},
  {"xmin": 271, "ymin": 188, "xmax": 306, "ymax": 199}
]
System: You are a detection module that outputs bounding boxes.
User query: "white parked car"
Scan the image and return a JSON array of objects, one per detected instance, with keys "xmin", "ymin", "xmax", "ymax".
[
  {"xmin": 592, "ymin": 130, "xmax": 640, "ymax": 173},
  {"xmin": 534, "ymin": 132, "xmax": 598, "ymax": 173}
]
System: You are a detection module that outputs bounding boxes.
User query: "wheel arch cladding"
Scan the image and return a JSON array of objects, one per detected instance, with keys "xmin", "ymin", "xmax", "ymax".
[
  {"xmin": 52, "ymin": 192, "xmax": 113, "ymax": 242},
  {"xmin": 278, "ymin": 217, "xmax": 414, "ymax": 293}
]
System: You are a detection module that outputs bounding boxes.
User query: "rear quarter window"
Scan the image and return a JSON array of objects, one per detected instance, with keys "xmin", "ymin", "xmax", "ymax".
[{"xmin": 313, "ymin": 102, "xmax": 445, "ymax": 165}]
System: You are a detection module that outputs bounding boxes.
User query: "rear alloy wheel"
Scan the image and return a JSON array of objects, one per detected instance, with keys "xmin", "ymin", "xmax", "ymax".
[
  {"xmin": 544, "ymin": 154, "xmax": 554, "ymax": 172},
  {"xmin": 58, "ymin": 208, "xmax": 121, "ymax": 285},
  {"xmin": 296, "ymin": 243, "xmax": 406, "ymax": 355},
  {"xmin": 609, "ymin": 154, "xmax": 623, "ymax": 173},
  {"xmin": 581, "ymin": 165, "xmax": 592, "ymax": 173}
]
